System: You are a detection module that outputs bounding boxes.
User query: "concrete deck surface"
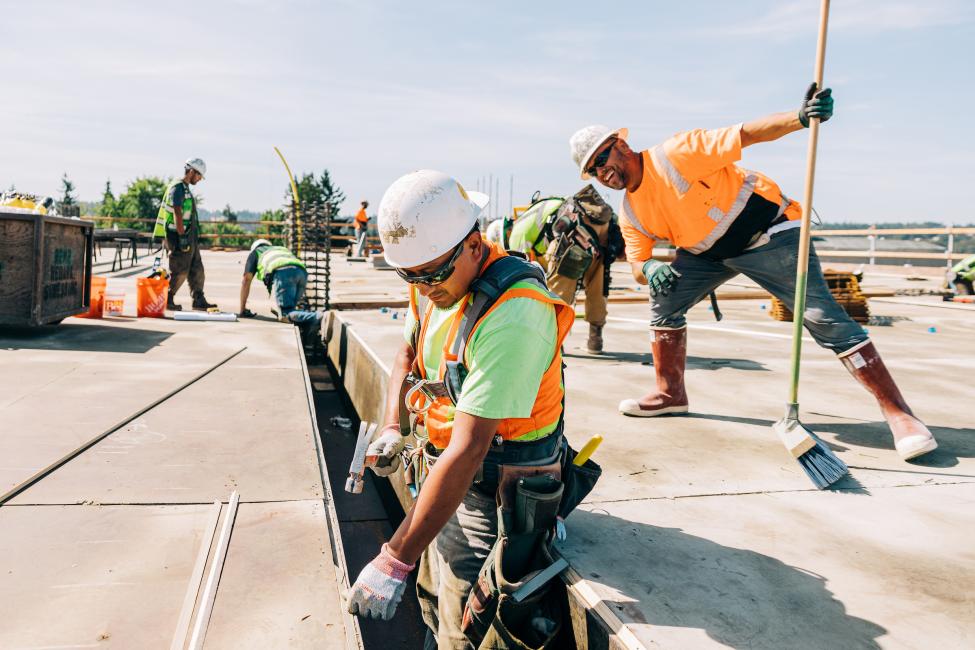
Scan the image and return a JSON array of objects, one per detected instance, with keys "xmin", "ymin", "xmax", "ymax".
[
  {"xmin": 326, "ymin": 256, "xmax": 974, "ymax": 649},
  {"xmin": 1, "ymin": 251, "xmax": 350, "ymax": 649}
]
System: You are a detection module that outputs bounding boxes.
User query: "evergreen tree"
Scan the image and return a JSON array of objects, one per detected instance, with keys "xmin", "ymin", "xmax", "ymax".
[
  {"xmin": 291, "ymin": 169, "xmax": 345, "ymax": 216},
  {"xmin": 59, "ymin": 173, "xmax": 78, "ymax": 213},
  {"xmin": 221, "ymin": 203, "xmax": 238, "ymax": 223},
  {"xmin": 98, "ymin": 180, "xmax": 116, "ymax": 215}
]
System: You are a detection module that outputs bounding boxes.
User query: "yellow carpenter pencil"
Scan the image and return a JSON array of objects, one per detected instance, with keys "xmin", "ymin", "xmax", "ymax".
[{"xmin": 573, "ymin": 435, "xmax": 603, "ymax": 466}]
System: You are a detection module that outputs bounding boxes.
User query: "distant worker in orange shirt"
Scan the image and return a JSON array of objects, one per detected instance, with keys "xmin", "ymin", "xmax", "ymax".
[
  {"xmin": 569, "ymin": 84, "xmax": 937, "ymax": 461},
  {"xmin": 354, "ymin": 199, "xmax": 370, "ymax": 257}
]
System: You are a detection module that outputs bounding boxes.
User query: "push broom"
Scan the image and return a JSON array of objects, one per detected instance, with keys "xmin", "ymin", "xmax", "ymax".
[{"xmin": 773, "ymin": 0, "xmax": 849, "ymax": 489}]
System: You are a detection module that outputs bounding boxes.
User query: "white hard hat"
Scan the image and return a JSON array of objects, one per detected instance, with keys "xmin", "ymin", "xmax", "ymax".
[
  {"xmin": 484, "ymin": 219, "xmax": 504, "ymax": 246},
  {"xmin": 569, "ymin": 125, "xmax": 628, "ymax": 180},
  {"xmin": 378, "ymin": 170, "xmax": 489, "ymax": 269},
  {"xmin": 185, "ymin": 157, "xmax": 207, "ymax": 179},
  {"xmin": 250, "ymin": 238, "xmax": 271, "ymax": 252}
]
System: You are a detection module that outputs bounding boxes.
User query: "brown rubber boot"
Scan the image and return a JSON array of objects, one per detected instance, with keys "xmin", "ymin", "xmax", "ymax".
[
  {"xmin": 619, "ymin": 327, "xmax": 689, "ymax": 417},
  {"xmin": 587, "ymin": 324, "xmax": 604, "ymax": 354},
  {"xmin": 839, "ymin": 341, "xmax": 937, "ymax": 460}
]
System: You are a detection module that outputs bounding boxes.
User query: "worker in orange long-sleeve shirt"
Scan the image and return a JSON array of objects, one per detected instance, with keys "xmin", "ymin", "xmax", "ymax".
[{"xmin": 568, "ymin": 84, "xmax": 936, "ymax": 461}]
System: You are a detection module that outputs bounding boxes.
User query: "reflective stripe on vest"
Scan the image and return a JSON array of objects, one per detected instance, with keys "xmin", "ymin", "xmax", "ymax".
[
  {"xmin": 628, "ymin": 146, "xmax": 796, "ymax": 256},
  {"xmin": 153, "ymin": 181, "xmax": 195, "ymax": 237},
  {"xmin": 256, "ymin": 245, "xmax": 305, "ymax": 282},
  {"xmin": 650, "ymin": 146, "xmax": 690, "ymax": 195},
  {"xmin": 683, "ymin": 173, "xmax": 757, "ymax": 255},
  {"xmin": 408, "ymin": 245, "xmax": 574, "ymax": 449}
]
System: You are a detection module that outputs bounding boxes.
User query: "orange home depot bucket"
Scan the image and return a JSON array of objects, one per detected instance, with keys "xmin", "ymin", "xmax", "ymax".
[
  {"xmin": 74, "ymin": 276, "xmax": 107, "ymax": 319},
  {"xmin": 137, "ymin": 277, "xmax": 170, "ymax": 318}
]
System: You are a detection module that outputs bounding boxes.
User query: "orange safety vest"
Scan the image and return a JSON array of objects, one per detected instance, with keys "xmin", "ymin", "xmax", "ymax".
[
  {"xmin": 620, "ymin": 125, "xmax": 801, "ymax": 260},
  {"xmin": 355, "ymin": 208, "xmax": 368, "ymax": 224},
  {"xmin": 408, "ymin": 243, "xmax": 575, "ymax": 449}
]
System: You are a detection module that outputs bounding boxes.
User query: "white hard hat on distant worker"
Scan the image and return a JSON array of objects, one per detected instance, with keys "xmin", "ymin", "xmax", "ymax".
[
  {"xmin": 570, "ymin": 125, "xmax": 628, "ymax": 180},
  {"xmin": 377, "ymin": 170, "xmax": 489, "ymax": 268},
  {"xmin": 185, "ymin": 157, "xmax": 207, "ymax": 179},
  {"xmin": 250, "ymin": 238, "xmax": 271, "ymax": 252}
]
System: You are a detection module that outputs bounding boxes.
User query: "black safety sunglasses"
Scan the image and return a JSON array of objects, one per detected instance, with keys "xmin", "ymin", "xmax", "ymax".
[
  {"xmin": 586, "ymin": 139, "xmax": 616, "ymax": 177},
  {"xmin": 395, "ymin": 239, "xmax": 467, "ymax": 286}
]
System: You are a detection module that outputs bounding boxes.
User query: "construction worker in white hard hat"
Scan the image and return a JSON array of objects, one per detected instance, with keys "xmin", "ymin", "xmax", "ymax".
[
  {"xmin": 153, "ymin": 157, "xmax": 217, "ymax": 311},
  {"xmin": 345, "ymin": 170, "xmax": 587, "ymax": 648},
  {"xmin": 238, "ymin": 238, "xmax": 322, "ymax": 329},
  {"xmin": 569, "ymin": 83, "xmax": 937, "ymax": 461}
]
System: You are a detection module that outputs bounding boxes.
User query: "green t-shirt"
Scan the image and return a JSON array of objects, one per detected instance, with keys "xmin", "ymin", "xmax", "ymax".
[{"xmin": 404, "ymin": 281, "xmax": 558, "ymax": 434}]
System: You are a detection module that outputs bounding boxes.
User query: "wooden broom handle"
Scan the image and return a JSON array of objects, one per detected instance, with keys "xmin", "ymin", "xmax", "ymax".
[{"xmin": 788, "ymin": 0, "xmax": 830, "ymax": 404}]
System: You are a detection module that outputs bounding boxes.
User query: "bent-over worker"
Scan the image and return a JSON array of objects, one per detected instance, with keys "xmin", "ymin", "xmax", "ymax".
[
  {"xmin": 238, "ymin": 239, "xmax": 322, "ymax": 330},
  {"xmin": 569, "ymin": 84, "xmax": 937, "ymax": 461},
  {"xmin": 344, "ymin": 170, "xmax": 574, "ymax": 648},
  {"xmin": 540, "ymin": 185, "xmax": 625, "ymax": 354}
]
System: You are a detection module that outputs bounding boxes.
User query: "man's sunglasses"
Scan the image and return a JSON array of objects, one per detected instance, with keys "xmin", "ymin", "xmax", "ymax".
[
  {"xmin": 586, "ymin": 139, "xmax": 615, "ymax": 177},
  {"xmin": 395, "ymin": 239, "xmax": 466, "ymax": 286}
]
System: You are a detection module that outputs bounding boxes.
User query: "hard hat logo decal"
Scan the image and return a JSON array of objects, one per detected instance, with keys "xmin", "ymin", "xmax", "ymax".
[
  {"xmin": 381, "ymin": 221, "xmax": 416, "ymax": 244},
  {"xmin": 456, "ymin": 183, "xmax": 469, "ymax": 201}
]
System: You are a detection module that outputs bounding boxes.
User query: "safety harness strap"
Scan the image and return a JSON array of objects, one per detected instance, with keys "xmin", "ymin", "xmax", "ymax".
[{"xmin": 444, "ymin": 256, "xmax": 547, "ymax": 403}]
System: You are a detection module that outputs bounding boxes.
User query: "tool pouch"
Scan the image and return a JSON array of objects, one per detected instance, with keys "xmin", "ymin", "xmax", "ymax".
[
  {"xmin": 462, "ymin": 508, "xmax": 568, "ymax": 649},
  {"xmin": 552, "ymin": 238, "xmax": 592, "ymax": 281},
  {"xmin": 557, "ymin": 444, "xmax": 602, "ymax": 520}
]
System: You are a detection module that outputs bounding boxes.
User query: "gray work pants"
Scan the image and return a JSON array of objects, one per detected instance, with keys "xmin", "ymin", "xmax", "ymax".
[
  {"xmin": 651, "ymin": 228, "xmax": 866, "ymax": 353},
  {"xmin": 417, "ymin": 487, "xmax": 497, "ymax": 650},
  {"xmin": 165, "ymin": 230, "xmax": 205, "ymax": 301}
]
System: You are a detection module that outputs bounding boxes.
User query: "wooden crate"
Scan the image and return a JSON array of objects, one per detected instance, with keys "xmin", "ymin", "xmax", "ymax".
[
  {"xmin": 0, "ymin": 211, "xmax": 94, "ymax": 326},
  {"xmin": 768, "ymin": 270, "xmax": 870, "ymax": 324}
]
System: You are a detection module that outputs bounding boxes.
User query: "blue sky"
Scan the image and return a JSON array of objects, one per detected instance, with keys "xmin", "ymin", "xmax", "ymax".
[{"xmin": 2, "ymin": 0, "xmax": 973, "ymax": 223}]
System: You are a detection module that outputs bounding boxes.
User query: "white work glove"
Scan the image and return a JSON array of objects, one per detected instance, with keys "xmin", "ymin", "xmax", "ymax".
[
  {"xmin": 365, "ymin": 425, "xmax": 407, "ymax": 477},
  {"xmin": 346, "ymin": 544, "xmax": 415, "ymax": 620}
]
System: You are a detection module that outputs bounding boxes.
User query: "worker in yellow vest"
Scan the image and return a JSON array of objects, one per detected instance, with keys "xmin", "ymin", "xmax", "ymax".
[
  {"xmin": 344, "ymin": 170, "xmax": 576, "ymax": 647},
  {"xmin": 152, "ymin": 158, "xmax": 217, "ymax": 311},
  {"xmin": 238, "ymin": 239, "xmax": 322, "ymax": 331},
  {"xmin": 569, "ymin": 84, "xmax": 937, "ymax": 461}
]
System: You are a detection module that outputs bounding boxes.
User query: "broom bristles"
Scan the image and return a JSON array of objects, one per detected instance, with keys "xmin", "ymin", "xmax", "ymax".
[{"xmin": 797, "ymin": 436, "xmax": 848, "ymax": 489}]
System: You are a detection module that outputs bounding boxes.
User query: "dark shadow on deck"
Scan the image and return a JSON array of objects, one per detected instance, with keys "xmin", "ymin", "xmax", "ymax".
[
  {"xmin": 0, "ymin": 323, "xmax": 173, "ymax": 354},
  {"xmin": 561, "ymin": 509, "xmax": 887, "ymax": 649}
]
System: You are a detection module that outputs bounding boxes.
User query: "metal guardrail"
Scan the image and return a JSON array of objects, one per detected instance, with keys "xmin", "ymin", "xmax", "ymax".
[
  {"xmin": 79, "ymin": 215, "xmax": 970, "ymax": 263},
  {"xmin": 80, "ymin": 215, "xmax": 357, "ymax": 230},
  {"xmin": 809, "ymin": 225, "xmax": 972, "ymax": 266}
]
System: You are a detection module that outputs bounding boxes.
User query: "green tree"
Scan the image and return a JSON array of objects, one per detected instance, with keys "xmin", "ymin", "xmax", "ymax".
[
  {"xmin": 293, "ymin": 169, "xmax": 345, "ymax": 215},
  {"xmin": 116, "ymin": 176, "xmax": 170, "ymax": 230},
  {"xmin": 95, "ymin": 179, "xmax": 118, "ymax": 228},
  {"xmin": 59, "ymin": 173, "xmax": 78, "ymax": 214},
  {"xmin": 221, "ymin": 203, "xmax": 238, "ymax": 223},
  {"xmin": 256, "ymin": 208, "xmax": 286, "ymax": 241},
  {"xmin": 201, "ymin": 221, "xmax": 248, "ymax": 249}
]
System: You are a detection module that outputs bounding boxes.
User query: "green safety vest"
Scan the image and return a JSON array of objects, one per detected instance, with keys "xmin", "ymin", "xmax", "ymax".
[
  {"xmin": 507, "ymin": 198, "xmax": 564, "ymax": 257},
  {"xmin": 153, "ymin": 181, "xmax": 196, "ymax": 237},
  {"xmin": 951, "ymin": 254, "xmax": 975, "ymax": 282},
  {"xmin": 256, "ymin": 245, "xmax": 305, "ymax": 282}
]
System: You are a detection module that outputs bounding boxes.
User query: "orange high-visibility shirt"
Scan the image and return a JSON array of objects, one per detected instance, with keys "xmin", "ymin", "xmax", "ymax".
[
  {"xmin": 355, "ymin": 208, "xmax": 368, "ymax": 224},
  {"xmin": 620, "ymin": 124, "xmax": 801, "ymax": 262}
]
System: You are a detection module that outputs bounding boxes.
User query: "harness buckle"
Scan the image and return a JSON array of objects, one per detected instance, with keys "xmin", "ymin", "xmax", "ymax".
[{"xmin": 404, "ymin": 377, "xmax": 451, "ymax": 415}]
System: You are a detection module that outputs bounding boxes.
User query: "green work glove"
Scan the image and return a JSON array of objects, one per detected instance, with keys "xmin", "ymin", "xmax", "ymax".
[
  {"xmin": 799, "ymin": 82, "xmax": 833, "ymax": 127},
  {"xmin": 642, "ymin": 260, "xmax": 681, "ymax": 297}
]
